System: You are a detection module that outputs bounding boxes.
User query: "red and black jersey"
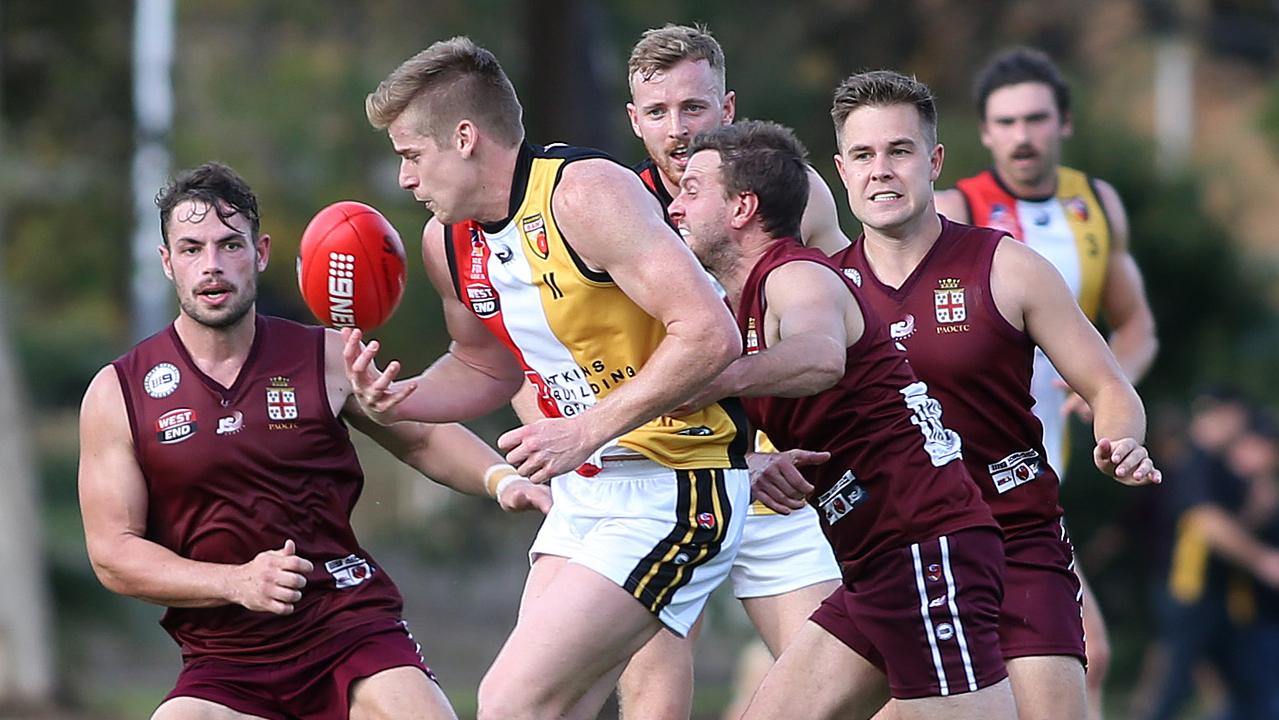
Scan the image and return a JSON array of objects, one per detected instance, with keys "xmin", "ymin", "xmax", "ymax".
[
  {"xmin": 833, "ymin": 218, "xmax": 1063, "ymax": 537},
  {"xmin": 738, "ymin": 239, "xmax": 996, "ymax": 578},
  {"xmin": 113, "ymin": 315, "xmax": 402, "ymax": 662}
]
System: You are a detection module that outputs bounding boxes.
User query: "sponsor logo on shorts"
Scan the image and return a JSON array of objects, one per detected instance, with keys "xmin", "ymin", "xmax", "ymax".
[
  {"xmin": 673, "ymin": 551, "xmax": 691, "ymax": 565},
  {"xmin": 677, "ymin": 425, "xmax": 713, "ymax": 437},
  {"xmin": 929, "ymin": 595, "xmax": 947, "ymax": 608},
  {"xmin": 818, "ymin": 469, "xmax": 865, "ymax": 525},
  {"xmin": 696, "ymin": 512, "xmax": 716, "ymax": 530},
  {"xmin": 144, "ymin": 362, "xmax": 181, "ymax": 398},
  {"xmin": 155, "ymin": 408, "xmax": 197, "ymax": 444},
  {"xmin": 325, "ymin": 554, "xmax": 374, "ymax": 589},
  {"xmin": 926, "ymin": 563, "xmax": 942, "ymax": 582},
  {"xmin": 935, "ymin": 622, "xmax": 955, "ymax": 641},
  {"xmin": 988, "ymin": 448, "xmax": 1042, "ymax": 494}
]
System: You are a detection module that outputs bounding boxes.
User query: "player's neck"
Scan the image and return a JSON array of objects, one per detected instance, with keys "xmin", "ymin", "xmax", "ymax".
[
  {"xmin": 174, "ymin": 309, "xmax": 257, "ymax": 383},
  {"xmin": 719, "ymin": 234, "xmax": 773, "ymax": 311},
  {"xmin": 474, "ymin": 144, "xmax": 523, "ymax": 224},
  {"xmin": 861, "ymin": 209, "xmax": 943, "ymax": 289},
  {"xmin": 658, "ymin": 168, "xmax": 681, "ymax": 201},
  {"xmin": 993, "ymin": 165, "xmax": 1058, "ymax": 199}
]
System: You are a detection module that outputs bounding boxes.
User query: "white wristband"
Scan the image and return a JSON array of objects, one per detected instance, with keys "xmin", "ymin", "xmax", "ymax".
[
  {"xmin": 494, "ymin": 472, "xmax": 523, "ymax": 500},
  {"xmin": 483, "ymin": 463, "xmax": 518, "ymax": 498}
]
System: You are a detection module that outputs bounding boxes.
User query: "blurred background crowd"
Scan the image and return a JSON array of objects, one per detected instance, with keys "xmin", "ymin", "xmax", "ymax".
[{"xmin": 1, "ymin": 1, "xmax": 1277, "ymax": 718}]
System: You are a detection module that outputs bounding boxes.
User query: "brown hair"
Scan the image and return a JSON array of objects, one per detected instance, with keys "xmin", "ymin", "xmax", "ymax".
[
  {"xmin": 973, "ymin": 47, "xmax": 1070, "ymax": 120},
  {"xmin": 154, "ymin": 161, "xmax": 260, "ymax": 246},
  {"xmin": 627, "ymin": 24, "xmax": 726, "ymax": 92},
  {"xmin": 831, "ymin": 70, "xmax": 938, "ymax": 148},
  {"xmin": 688, "ymin": 120, "xmax": 809, "ymax": 240},
  {"xmin": 366, "ymin": 36, "xmax": 523, "ymax": 147}
]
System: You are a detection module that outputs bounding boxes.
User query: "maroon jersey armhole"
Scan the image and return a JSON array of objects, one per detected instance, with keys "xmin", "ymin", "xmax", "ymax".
[
  {"xmin": 974, "ymin": 231, "xmax": 1027, "ymax": 344},
  {"xmin": 312, "ymin": 325, "xmax": 344, "ymax": 431},
  {"xmin": 110, "ymin": 361, "xmax": 145, "ymax": 469}
]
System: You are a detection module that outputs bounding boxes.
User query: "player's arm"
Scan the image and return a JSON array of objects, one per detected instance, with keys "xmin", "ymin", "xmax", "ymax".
[
  {"xmin": 933, "ymin": 188, "xmax": 971, "ymax": 223},
  {"xmin": 327, "ymin": 330, "xmax": 548, "ymax": 511},
  {"xmin": 799, "ymin": 166, "xmax": 851, "ymax": 255},
  {"xmin": 712, "ymin": 262, "xmax": 861, "ymax": 400},
  {"xmin": 1095, "ymin": 179, "xmax": 1157, "ymax": 383},
  {"xmin": 1184, "ymin": 504, "xmax": 1279, "ymax": 588},
  {"xmin": 992, "ymin": 238, "xmax": 1159, "ymax": 485},
  {"xmin": 499, "ymin": 160, "xmax": 741, "ymax": 481},
  {"xmin": 78, "ymin": 367, "xmax": 312, "ymax": 614},
  {"xmin": 344, "ymin": 218, "xmax": 526, "ymax": 424}
]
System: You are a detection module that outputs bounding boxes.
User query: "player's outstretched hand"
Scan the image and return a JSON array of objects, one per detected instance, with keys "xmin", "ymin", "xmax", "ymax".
[
  {"xmin": 497, "ymin": 478, "xmax": 553, "ymax": 514},
  {"xmin": 1093, "ymin": 437, "xmax": 1162, "ymax": 486},
  {"xmin": 498, "ymin": 417, "xmax": 595, "ymax": 485},
  {"xmin": 341, "ymin": 328, "xmax": 416, "ymax": 425},
  {"xmin": 230, "ymin": 539, "xmax": 314, "ymax": 615},
  {"xmin": 749, "ymin": 449, "xmax": 829, "ymax": 514}
]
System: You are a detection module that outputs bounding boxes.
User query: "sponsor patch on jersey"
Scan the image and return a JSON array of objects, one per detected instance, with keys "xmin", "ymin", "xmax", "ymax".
[
  {"xmin": 325, "ymin": 554, "xmax": 375, "ymax": 589},
  {"xmin": 842, "ymin": 267, "xmax": 862, "ymax": 287},
  {"xmin": 155, "ymin": 408, "xmax": 197, "ymax": 444},
  {"xmin": 818, "ymin": 469, "xmax": 865, "ymax": 525},
  {"xmin": 143, "ymin": 362, "xmax": 181, "ymax": 398},
  {"xmin": 745, "ymin": 317, "xmax": 760, "ymax": 355},
  {"xmin": 988, "ymin": 448, "xmax": 1042, "ymax": 494},
  {"xmin": 520, "ymin": 214, "xmax": 549, "ymax": 260},
  {"xmin": 465, "ymin": 283, "xmax": 500, "ymax": 318},
  {"xmin": 216, "ymin": 410, "xmax": 244, "ymax": 436},
  {"xmin": 934, "ymin": 279, "xmax": 966, "ymax": 324},
  {"xmin": 1064, "ymin": 196, "xmax": 1090, "ymax": 222},
  {"xmin": 266, "ymin": 376, "xmax": 298, "ymax": 422}
]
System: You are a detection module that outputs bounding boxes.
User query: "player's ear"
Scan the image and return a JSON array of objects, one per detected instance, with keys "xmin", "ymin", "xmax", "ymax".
[
  {"xmin": 722, "ymin": 90, "xmax": 736, "ymax": 126},
  {"xmin": 626, "ymin": 102, "xmax": 643, "ymax": 139},
  {"xmin": 731, "ymin": 191, "xmax": 758, "ymax": 230},
  {"xmin": 456, "ymin": 120, "xmax": 477, "ymax": 158},
  {"xmin": 931, "ymin": 143, "xmax": 945, "ymax": 183},
  {"xmin": 1060, "ymin": 110, "xmax": 1074, "ymax": 140},
  {"xmin": 158, "ymin": 244, "xmax": 174, "ymax": 281},
  {"xmin": 255, "ymin": 233, "xmax": 271, "ymax": 272}
]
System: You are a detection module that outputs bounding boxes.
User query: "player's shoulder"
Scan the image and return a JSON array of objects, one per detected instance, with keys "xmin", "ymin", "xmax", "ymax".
[{"xmin": 81, "ymin": 363, "xmax": 126, "ymax": 419}]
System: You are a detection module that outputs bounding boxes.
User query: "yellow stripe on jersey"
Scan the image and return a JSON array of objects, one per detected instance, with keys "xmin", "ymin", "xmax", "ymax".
[
  {"xmin": 1055, "ymin": 167, "xmax": 1111, "ymax": 322},
  {"xmin": 1168, "ymin": 515, "xmax": 1208, "ymax": 603},
  {"xmin": 511, "ymin": 150, "xmax": 746, "ymax": 469},
  {"xmin": 751, "ymin": 430, "xmax": 780, "ymax": 515}
]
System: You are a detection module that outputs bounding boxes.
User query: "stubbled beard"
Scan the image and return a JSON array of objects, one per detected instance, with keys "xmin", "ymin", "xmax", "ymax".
[{"xmin": 178, "ymin": 280, "xmax": 256, "ymax": 329}]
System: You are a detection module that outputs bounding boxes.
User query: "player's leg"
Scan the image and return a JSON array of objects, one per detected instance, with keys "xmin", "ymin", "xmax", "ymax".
[
  {"xmin": 616, "ymin": 613, "xmax": 705, "ymax": 720},
  {"xmin": 1005, "ymin": 655, "xmax": 1087, "ymax": 720},
  {"xmin": 894, "ymin": 678, "xmax": 1018, "ymax": 720},
  {"xmin": 152, "ymin": 698, "xmax": 269, "ymax": 720},
  {"xmin": 1077, "ymin": 568, "xmax": 1111, "ymax": 720},
  {"xmin": 349, "ymin": 667, "xmax": 458, "ymax": 720},
  {"xmin": 740, "ymin": 620, "xmax": 892, "ymax": 720},
  {"xmin": 476, "ymin": 562, "xmax": 664, "ymax": 720},
  {"xmin": 721, "ymin": 640, "xmax": 774, "ymax": 720},
  {"xmin": 741, "ymin": 580, "xmax": 839, "ymax": 657}
]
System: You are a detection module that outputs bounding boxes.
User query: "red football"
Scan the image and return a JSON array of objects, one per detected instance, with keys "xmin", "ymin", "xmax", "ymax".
[{"xmin": 297, "ymin": 201, "xmax": 406, "ymax": 331}]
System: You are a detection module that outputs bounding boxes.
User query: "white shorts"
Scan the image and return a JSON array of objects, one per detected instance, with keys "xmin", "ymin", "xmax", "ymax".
[
  {"xmin": 1030, "ymin": 347, "xmax": 1070, "ymax": 478},
  {"xmin": 529, "ymin": 457, "xmax": 749, "ymax": 637},
  {"xmin": 731, "ymin": 503, "xmax": 841, "ymax": 598}
]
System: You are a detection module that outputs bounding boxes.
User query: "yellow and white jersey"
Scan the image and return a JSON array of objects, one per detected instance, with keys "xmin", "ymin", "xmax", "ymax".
[
  {"xmin": 956, "ymin": 166, "xmax": 1112, "ymax": 474},
  {"xmin": 444, "ymin": 142, "xmax": 748, "ymax": 470}
]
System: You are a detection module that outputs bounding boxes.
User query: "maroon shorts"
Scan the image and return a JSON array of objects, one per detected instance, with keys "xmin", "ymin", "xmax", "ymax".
[
  {"xmin": 811, "ymin": 527, "xmax": 1007, "ymax": 699},
  {"xmin": 162, "ymin": 618, "xmax": 435, "ymax": 719},
  {"xmin": 999, "ymin": 519, "xmax": 1086, "ymax": 663}
]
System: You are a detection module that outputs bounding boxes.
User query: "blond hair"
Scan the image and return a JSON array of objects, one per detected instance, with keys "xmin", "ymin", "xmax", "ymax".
[
  {"xmin": 627, "ymin": 24, "xmax": 726, "ymax": 93},
  {"xmin": 366, "ymin": 36, "xmax": 523, "ymax": 147}
]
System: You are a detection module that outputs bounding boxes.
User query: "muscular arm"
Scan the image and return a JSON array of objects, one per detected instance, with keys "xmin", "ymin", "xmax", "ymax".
[
  {"xmin": 1095, "ymin": 179, "xmax": 1158, "ymax": 383},
  {"xmin": 550, "ymin": 159, "xmax": 741, "ymax": 443},
  {"xmin": 348, "ymin": 219, "xmax": 526, "ymax": 424},
  {"xmin": 78, "ymin": 367, "xmax": 308, "ymax": 612},
  {"xmin": 933, "ymin": 188, "xmax": 971, "ymax": 223},
  {"xmin": 799, "ymin": 166, "xmax": 851, "ymax": 255},
  {"xmin": 992, "ymin": 238, "xmax": 1157, "ymax": 483},
  {"xmin": 715, "ymin": 262, "xmax": 862, "ymax": 399}
]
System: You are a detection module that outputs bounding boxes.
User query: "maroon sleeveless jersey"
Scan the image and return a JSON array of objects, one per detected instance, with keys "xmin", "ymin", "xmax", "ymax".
[
  {"xmin": 112, "ymin": 315, "xmax": 403, "ymax": 662},
  {"xmin": 832, "ymin": 218, "xmax": 1063, "ymax": 536},
  {"xmin": 738, "ymin": 239, "xmax": 995, "ymax": 577}
]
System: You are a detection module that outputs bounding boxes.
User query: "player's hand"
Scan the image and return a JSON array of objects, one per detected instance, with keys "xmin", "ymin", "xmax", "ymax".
[
  {"xmin": 341, "ymin": 328, "xmax": 416, "ymax": 425},
  {"xmin": 497, "ymin": 478, "xmax": 553, "ymax": 514},
  {"xmin": 1093, "ymin": 437, "xmax": 1162, "ymax": 486},
  {"xmin": 498, "ymin": 418, "xmax": 597, "ymax": 485},
  {"xmin": 1054, "ymin": 380, "xmax": 1094, "ymax": 423},
  {"xmin": 748, "ymin": 449, "xmax": 828, "ymax": 514},
  {"xmin": 229, "ymin": 539, "xmax": 314, "ymax": 615}
]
